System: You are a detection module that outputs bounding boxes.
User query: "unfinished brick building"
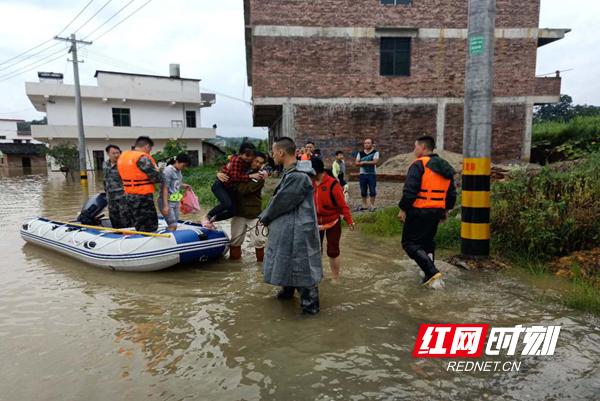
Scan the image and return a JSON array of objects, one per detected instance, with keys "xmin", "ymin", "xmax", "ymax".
[{"xmin": 244, "ymin": 0, "xmax": 569, "ymax": 163}]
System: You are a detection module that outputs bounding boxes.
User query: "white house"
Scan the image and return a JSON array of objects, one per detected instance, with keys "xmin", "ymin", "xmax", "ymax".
[
  {"xmin": 25, "ymin": 66, "xmax": 216, "ymax": 170},
  {"xmin": 0, "ymin": 118, "xmax": 32, "ymax": 143}
]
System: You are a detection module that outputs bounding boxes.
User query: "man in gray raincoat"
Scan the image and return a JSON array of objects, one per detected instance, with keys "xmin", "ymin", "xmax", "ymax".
[{"xmin": 259, "ymin": 137, "xmax": 323, "ymax": 315}]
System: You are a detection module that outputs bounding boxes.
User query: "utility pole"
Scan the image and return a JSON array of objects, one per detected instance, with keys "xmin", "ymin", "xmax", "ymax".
[
  {"xmin": 55, "ymin": 34, "xmax": 92, "ymax": 184},
  {"xmin": 461, "ymin": 0, "xmax": 496, "ymax": 258}
]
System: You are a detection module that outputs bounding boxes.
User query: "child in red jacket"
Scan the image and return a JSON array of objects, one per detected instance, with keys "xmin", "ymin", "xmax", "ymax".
[{"xmin": 311, "ymin": 157, "xmax": 355, "ymax": 281}]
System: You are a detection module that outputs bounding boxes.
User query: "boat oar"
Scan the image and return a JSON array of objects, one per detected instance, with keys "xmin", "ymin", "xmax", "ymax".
[{"xmin": 52, "ymin": 221, "xmax": 172, "ymax": 238}]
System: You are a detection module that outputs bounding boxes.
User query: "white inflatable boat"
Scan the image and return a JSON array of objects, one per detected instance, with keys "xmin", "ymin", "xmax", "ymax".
[{"xmin": 20, "ymin": 218, "xmax": 230, "ymax": 272}]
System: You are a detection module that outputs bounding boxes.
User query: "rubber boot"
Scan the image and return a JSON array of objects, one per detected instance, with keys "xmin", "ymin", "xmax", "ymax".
[
  {"xmin": 255, "ymin": 247, "xmax": 264, "ymax": 263},
  {"xmin": 276, "ymin": 286, "xmax": 295, "ymax": 300},
  {"xmin": 299, "ymin": 287, "xmax": 320, "ymax": 315},
  {"xmin": 229, "ymin": 245, "xmax": 242, "ymax": 260}
]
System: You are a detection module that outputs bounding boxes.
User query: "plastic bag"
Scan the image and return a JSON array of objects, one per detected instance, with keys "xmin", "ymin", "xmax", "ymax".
[{"xmin": 180, "ymin": 189, "xmax": 201, "ymax": 215}]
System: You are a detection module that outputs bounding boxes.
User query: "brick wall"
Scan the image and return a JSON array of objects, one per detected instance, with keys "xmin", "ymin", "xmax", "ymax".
[
  {"xmin": 248, "ymin": 0, "xmax": 540, "ymax": 28},
  {"xmin": 252, "ymin": 37, "xmax": 538, "ymax": 98},
  {"xmin": 0, "ymin": 154, "xmax": 47, "ymax": 168},
  {"xmin": 444, "ymin": 104, "xmax": 525, "ymax": 161},
  {"xmin": 293, "ymin": 104, "xmax": 437, "ymax": 163}
]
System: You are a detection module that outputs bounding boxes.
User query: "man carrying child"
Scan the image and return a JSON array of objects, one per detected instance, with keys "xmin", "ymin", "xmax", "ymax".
[{"xmin": 203, "ymin": 142, "xmax": 266, "ymax": 229}]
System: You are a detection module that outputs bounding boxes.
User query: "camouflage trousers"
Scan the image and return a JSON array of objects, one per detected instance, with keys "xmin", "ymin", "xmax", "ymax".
[
  {"xmin": 107, "ymin": 196, "xmax": 133, "ymax": 229},
  {"xmin": 124, "ymin": 194, "xmax": 158, "ymax": 233}
]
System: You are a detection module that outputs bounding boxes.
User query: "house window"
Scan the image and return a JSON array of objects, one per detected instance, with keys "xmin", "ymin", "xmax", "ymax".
[
  {"xmin": 186, "ymin": 111, "xmax": 197, "ymax": 128},
  {"xmin": 380, "ymin": 37, "xmax": 411, "ymax": 76},
  {"xmin": 0, "ymin": 136, "xmax": 5, "ymax": 140},
  {"xmin": 13, "ymin": 139, "xmax": 22, "ymax": 144},
  {"xmin": 380, "ymin": 0, "xmax": 412, "ymax": 5},
  {"xmin": 112, "ymin": 108, "xmax": 131, "ymax": 127}
]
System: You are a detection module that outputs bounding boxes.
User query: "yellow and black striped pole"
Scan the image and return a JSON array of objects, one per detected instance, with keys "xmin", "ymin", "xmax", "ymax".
[
  {"xmin": 461, "ymin": 158, "xmax": 491, "ymax": 256},
  {"xmin": 461, "ymin": 0, "xmax": 495, "ymax": 257}
]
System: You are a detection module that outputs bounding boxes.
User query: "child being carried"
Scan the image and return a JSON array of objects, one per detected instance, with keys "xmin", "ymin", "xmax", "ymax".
[{"xmin": 202, "ymin": 142, "xmax": 266, "ymax": 229}]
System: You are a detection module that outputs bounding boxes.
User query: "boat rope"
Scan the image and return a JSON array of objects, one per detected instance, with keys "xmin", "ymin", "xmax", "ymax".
[{"xmin": 228, "ymin": 221, "xmax": 269, "ymax": 245}]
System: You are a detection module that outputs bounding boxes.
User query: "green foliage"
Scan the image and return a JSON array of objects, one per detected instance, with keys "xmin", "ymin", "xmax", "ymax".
[
  {"xmin": 182, "ymin": 165, "xmax": 220, "ymax": 208},
  {"xmin": 491, "ymin": 152, "xmax": 600, "ymax": 260},
  {"xmin": 534, "ymin": 94, "xmax": 600, "ymax": 123},
  {"xmin": 353, "ymin": 207, "xmax": 461, "ymax": 248},
  {"xmin": 46, "ymin": 142, "xmax": 79, "ymax": 176},
  {"xmin": 152, "ymin": 139, "xmax": 187, "ymax": 162},
  {"xmin": 533, "ymin": 115, "xmax": 600, "ymax": 154},
  {"xmin": 354, "ymin": 208, "xmax": 403, "ymax": 237}
]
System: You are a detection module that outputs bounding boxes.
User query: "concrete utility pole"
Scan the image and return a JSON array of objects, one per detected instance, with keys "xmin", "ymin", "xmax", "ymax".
[
  {"xmin": 461, "ymin": 0, "xmax": 496, "ymax": 258},
  {"xmin": 55, "ymin": 34, "xmax": 92, "ymax": 184}
]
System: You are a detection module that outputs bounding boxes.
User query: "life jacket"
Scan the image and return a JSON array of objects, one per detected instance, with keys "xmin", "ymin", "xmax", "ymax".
[
  {"xmin": 117, "ymin": 150, "xmax": 157, "ymax": 195},
  {"xmin": 412, "ymin": 156, "xmax": 451, "ymax": 209}
]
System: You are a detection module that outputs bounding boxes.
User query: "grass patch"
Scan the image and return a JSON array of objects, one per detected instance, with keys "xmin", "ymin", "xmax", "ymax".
[
  {"xmin": 183, "ymin": 165, "xmax": 219, "ymax": 208},
  {"xmin": 562, "ymin": 276, "xmax": 600, "ymax": 315},
  {"xmin": 354, "ymin": 207, "xmax": 461, "ymax": 250},
  {"xmin": 491, "ymin": 152, "xmax": 600, "ymax": 260},
  {"xmin": 532, "ymin": 116, "xmax": 600, "ymax": 161}
]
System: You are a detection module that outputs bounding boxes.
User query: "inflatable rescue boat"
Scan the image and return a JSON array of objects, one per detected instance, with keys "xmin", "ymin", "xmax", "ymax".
[{"xmin": 20, "ymin": 194, "xmax": 229, "ymax": 272}]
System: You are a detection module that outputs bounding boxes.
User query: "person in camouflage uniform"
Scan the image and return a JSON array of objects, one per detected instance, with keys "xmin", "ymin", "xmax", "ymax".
[
  {"xmin": 103, "ymin": 145, "xmax": 132, "ymax": 229},
  {"xmin": 117, "ymin": 136, "xmax": 162, "ymax": 232}
]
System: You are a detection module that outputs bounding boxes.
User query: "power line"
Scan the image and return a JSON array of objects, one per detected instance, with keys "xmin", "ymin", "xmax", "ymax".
[
  {"xmin": 73, "ymin": 0, "xmax": 114, "ymax": 33},
  {"xmin": 57, "ymin": 0, "xmax": 97, "ymax": 36},
  {"xmin": 82, "ymin": 0, "xmax": 137, "ymax": 40},
  {"xmin": 0, "ymin": 0, "xmax": 96, "ymax": 67},
  {"xmin": 0, "ymin": 46, "xmax": 67, "ymax": 81},
  {"xmin": 0, "ymin": 42, "xmax": 62, "ymax": 73},
  {"xmin": 0, "ymin": 51, "xmax": 67, "ymax": 83},
  {"xmin": 89, "ymin": 0, "xmax": 155, "ymax": 42}
]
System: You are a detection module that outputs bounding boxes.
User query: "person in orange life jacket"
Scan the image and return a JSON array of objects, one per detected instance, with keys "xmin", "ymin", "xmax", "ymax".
[
  {"xmin": 311, "ymin": 157, "xmax": 355, "ymax": 281},
  {"xmin": 117, "ymin": 136, "xmax": 162, "ymax": 233},
  {"xmin": 398, "ymin": 135, "xmax": 457, "ymax": 286},
  {"xmin": 301, "ymin": 141, "xmax": 315, "ymax": 161}
]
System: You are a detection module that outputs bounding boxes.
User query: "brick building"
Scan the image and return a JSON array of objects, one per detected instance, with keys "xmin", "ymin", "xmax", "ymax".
[{"xmin": 244, "ymin": 0, "xmax": 568, "ymax": 163}]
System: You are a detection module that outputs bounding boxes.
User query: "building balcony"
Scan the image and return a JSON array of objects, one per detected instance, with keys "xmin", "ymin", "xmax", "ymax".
[
  {"xmin": 31, "ymin": 125, "xmax": 216, "ymax": 141},
  {"xmin": 534, "ymin": 75, "xmax": 561, "ymax": 104}
]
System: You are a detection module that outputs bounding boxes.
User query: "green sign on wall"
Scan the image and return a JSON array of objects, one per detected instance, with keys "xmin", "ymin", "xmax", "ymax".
[{"xmin": 469, "ymin": 36, "xmax": 485, "ymax": 55}]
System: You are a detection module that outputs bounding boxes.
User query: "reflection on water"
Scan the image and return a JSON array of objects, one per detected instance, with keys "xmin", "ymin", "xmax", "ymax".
[{"xmin": 1, "ymin": 172, "xmax": 600, "ymax": 401}]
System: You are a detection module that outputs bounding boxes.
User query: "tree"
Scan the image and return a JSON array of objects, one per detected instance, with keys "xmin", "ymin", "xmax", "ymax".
[
  {"xmin": 534, "ymin": 94, "xmax": 600, "ymax": 123},
  {"xmin": 152, "ymin": 139, "xmax": 187, "ymax": 162},
  {"xmin": 534, "ymin": 95, "xmax": 575, "ymax": 123},
  {"xmin": 46, "ymin": 142, "xmax": 79, "ymax": 180}
]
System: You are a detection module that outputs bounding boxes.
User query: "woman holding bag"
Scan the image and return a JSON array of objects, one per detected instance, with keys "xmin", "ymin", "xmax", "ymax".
[{"xmin": 159, "ymin": 153, "xmax": 192, "ymax": 231}]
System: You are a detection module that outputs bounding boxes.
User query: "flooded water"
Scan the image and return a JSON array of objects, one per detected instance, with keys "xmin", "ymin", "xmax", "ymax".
[{"xmin": 1, "ymin": 172, "xmax": 599, "ymax": 401}]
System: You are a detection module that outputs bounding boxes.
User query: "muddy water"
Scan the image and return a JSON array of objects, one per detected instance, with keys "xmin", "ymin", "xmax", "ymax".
[{"xmin": 1, "ymin": 172, "xmax": 599, "ymax": 401}]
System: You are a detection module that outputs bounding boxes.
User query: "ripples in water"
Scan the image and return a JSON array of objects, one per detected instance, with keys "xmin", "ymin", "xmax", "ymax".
[{"xmin": 0, "ymin": 173, "xmax": 599, "ymax": 400}]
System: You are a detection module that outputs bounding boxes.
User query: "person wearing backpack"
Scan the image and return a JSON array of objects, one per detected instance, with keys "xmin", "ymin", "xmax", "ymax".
[{"xmin": 311, "ymin": 157, "xmax": 355, "ymax": 281}]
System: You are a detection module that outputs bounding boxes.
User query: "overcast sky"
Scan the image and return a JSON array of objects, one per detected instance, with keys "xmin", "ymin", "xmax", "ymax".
[{"xmin": 0, "ymin": 0, "xmax": 597, "ymax": 138}]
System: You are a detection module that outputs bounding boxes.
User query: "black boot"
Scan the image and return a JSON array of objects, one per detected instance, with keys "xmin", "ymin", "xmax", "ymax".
[
  {"xmin": 414, "ymin": 250, "xmax": 441, "ymax": 285},
  {"xmin": 299, "ymin": 287, "xmax": 320, "ymax": 315},
  {"xmin": 276, "ymin": 286, "xmax": 295, "ymax": 300}
]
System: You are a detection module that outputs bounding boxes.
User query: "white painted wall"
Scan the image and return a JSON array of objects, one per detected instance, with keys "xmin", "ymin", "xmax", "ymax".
[
  {"xmin": 46, "ymin": 98, "xmax": 201, "ymax": 128},
  {"xmin": 0, "ymin": 120, "xmax": 18, "ymax": 142},
  {"xmin": 45, "ymin": 137, "xmax": 205, "ymax": 171},
  {"xmin": 0, "ymin": 120, "xmax": 37, "ymax": 143},
  {"xmin": 96, "ymin": 73, "xmax": 200, "ymax": 96}
]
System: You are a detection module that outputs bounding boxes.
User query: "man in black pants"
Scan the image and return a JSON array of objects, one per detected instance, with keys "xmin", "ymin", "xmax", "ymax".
[
  {"xmin": 202, "ymin": 142, "xmax": 264, "ymax": 228},
  {"xmin": 398, "ymin": 135, "xmax": 457, "ymax": 286}
]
